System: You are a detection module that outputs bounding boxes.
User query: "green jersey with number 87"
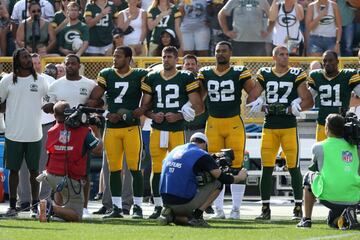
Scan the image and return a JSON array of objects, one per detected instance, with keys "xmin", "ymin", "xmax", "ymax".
[
  {"xmin": 308, "ymin": 69, "xmax": 360, "ymax": 125},
  {"xmin": 141, "ymin": 70, "xmax": 199, "ymax": 131},
  {"xmin": 257, "ymin": 67, "xmax": 307, "ymax": 129},
  {"xmin": 97, "ymin": 67, "xmax": 148, "ymax": 128},
  {"xmin": 198, "ymin": 66, "xmax": 251, "ymax": 118}
]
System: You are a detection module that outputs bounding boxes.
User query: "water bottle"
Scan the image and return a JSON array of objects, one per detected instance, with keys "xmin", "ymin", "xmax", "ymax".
[
  {"xmin": 38, "ymin": 199, "xmax": 47, "ymax": 222},
  {"xmin": 243, "ymin": 150, "xmax": 250, "ymax": 170}
]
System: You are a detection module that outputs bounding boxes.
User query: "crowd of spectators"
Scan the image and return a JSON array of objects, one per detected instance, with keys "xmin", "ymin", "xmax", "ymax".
[{"xmin": 0, "ymin": 0, "xmax": 358, "ymax": 57}]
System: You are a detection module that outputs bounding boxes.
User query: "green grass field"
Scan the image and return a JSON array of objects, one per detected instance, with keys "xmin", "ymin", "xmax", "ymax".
[{"xmin": 1, "ymin": 218, "xmax": 359, "ymax": 240}]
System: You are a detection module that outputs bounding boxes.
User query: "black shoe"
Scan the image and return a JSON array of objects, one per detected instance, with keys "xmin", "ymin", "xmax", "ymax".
[
  {"xmin": 148, "ymin": 206, "xmax": 162, "ymax": 219},
  {"xmin": 103, "ymin": 205, "xmax": 123, "ymax": 219},
  {"xmin": 30, "ymin": 206, "xmax": 38, "ymax": 219},
  {"xmin": 205, "ymin": 206, "xmax": 215, "ymax": 214},
  {"xmin": 158, "ymin": 207, "xmax": 174, "ymax": 225},
  {"xmin": 122, "ymin": 209, "xmax": 130, "ymax": 215},
  {"xmin": 93, "ymin": 205, "xmax": 108, "ymax": 215},
  {"xmin": 93, "ymin": 192, "xmax": 103, "ymax": 201},
  {"xmin": 297, "ymin": 218, "xmax": 312, "ymax": 228},
  {"xmin": 132, "ymin": 205, "xmax": 143, "ymax": 219},
  {"xmin": 188, "ymin": 217, "xmax": 210, "ymax": 227},
  {"xmin": 16, "ymin": 202, "xmax": 30, "ymax": 212},
  {"xmin": 5, "ymin": 207, "xmax": 17, "ymax": 217},
  {"xmin": 255, "ymin": 207, "xmax": 271, "ymax": 220},
  {"xmin": 292, "ymin": 206, "xmax": 303, "ymax": 220}
]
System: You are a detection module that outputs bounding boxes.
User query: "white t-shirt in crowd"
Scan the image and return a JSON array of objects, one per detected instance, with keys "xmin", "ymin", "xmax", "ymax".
[
  {"xmin": 11, "ymin": 0, "xmax": 55, "ymax": 23},
  {"xmin": 0, "ymin": 73, "xmax": 48, "ymax": 142},
  {"xmin": 47, "ymin": 76, "xmax": 96, "ymax": 108},
  {"xmin": 41, "ymin": 73, "xmax": 56, "ymax": 125}
]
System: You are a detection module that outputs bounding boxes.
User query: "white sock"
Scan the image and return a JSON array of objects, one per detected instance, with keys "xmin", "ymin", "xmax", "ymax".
[
  {"xmin": 153, "ymin": 197, "xmax": 163, "ymax": 207},
  {"xmin": 213, "ymin": 185, "xmax": 225, "ymax": 211},
  {"xmin": 111, "ymin": 197, "xmax": 122, "ymax": 209},
  {"xmin": 231, "ymin": 184, "xmax": 246, "ymax": 211},
  {"xmin": 133, "ymin": 197, "xmax": 143, "ymax": 207}
]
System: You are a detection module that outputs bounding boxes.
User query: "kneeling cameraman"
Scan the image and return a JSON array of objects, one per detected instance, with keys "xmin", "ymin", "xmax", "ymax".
[
  {"xmin": 39, "ymin": 101, "xmax": 102, "ymax": 221},
  {"xmin": 159, "ymin": 132, "xmax": 247, "ymax": 227},
  {"xmin": 297, "ymin": 113, "xmax": 360, "ymax": 229}
]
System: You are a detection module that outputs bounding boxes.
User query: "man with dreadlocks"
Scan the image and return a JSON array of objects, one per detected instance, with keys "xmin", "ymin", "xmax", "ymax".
[{"xmin": 0, "ymin": 48, "xmax": 48, "ymax": 217}]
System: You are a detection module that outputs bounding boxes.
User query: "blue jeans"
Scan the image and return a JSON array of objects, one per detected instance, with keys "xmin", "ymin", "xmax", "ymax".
[
  {"xmin": 308, "ymin": 35, "xmax": 336, "ymax": 55},
  {"xmin": 341, "ymin": 23, "xmax": 354, "ymax": 56}
]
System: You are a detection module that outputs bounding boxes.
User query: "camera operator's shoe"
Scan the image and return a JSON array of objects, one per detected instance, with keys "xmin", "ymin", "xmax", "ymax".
[
  {"xmin": 188, "ymin": 217, "xmax": 210, "ymax": 227},
  {"xmin": 205, "ymin": 206, "xmax": 215, "ymax": 214},
  {"xmin": 338, "ymin": 207, "xmax": 360, "ymax": 230},
  {"xmin": 297, "ymin": 218, "xmax": 312, "ymax": 228},
  {"xmin": 292, "ymin": 206, "xmax": 303, "ymax": 220},
  {"xmin": 148, "ymin": 206, "xmax": 162, "ymax": 219},
  {"xmin": 5, "ymin": 207, "xmax": 17, "ymax": 217},
  {"xmin": 255, "ymin": 207, "xmax": 271, "ymax": 220},
  {"xmin": 93, "ymin": 205, "xmax": 108, "ymax": 215},
  {"xmin": 211, "ymin": 209, "xmax": 225, "ymax": 219},
  {"xmin": 132, "ymin": 204, "xmax": 143, "ymax": 219},
  {"xmin": 228, "ymin": 209, "xmax": 240, "ymax": 219},
  {"xmin": 103, "ymin": 205, "xmax": 123, "ymax": 219},
  {"xmin": 158, "ymin": 207, "xmax": 174, "ymax": 225}
]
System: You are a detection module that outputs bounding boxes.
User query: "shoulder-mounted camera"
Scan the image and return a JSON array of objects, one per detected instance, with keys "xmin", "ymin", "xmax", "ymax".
[
  {"xmin": 212, "ymin": 149, "xmax": 235, "ymax": 172},
  {"xmin": 344, "ymin": 112, "xmax": 360, "ymax": 146},
  {"xmin": 64, "ymin": 105, "xmax": 105, "ymax": 129}
]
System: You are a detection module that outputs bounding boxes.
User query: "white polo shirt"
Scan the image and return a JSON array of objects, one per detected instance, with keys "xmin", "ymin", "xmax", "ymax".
[{"xmin": 0, "ymin": 73, "xmax": 48, "ymax": 142}]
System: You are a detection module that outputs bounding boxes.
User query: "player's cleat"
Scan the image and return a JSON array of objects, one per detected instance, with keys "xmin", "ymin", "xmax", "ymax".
[
  {"xmin": 132, "ymin": 204, "xmax": 143, "ymax": 219},
  {"xmin": 30, "ymin": 207, "xmax": 38, "ymax": 219},
  {"xmin": 5, "ymin": 207, "xmax": 17, "ymax": 217},
  {"xmin": 297, "ymin": 218, "xmax": 312, "ymax": 228},
  {"xmin": 93, "ymin": 205, "xmax": 108, "ymax": 215},
  {"xmin": 205, "ymin": 206, "xmax": 215, "ymax": 214},
  {"xmin": 103, "ymin": 205, "xmax": 123, "ymax": 219},
  {"xmin": 255, "ymin": 207, "xmax": 271, "ymax": 220},
  {"xmin": 188, "ymin": 217, "xmax": 210, "ymax": 227},
  {"xmin": 292, "ymin": 206, "xmax": 303, "ymax": 220},
  {"xmin": 82, "ymin": 208, "xmax": 91, "ymax": 219},
  {"xmin": 158, "ymin": 207, "xmax": 174, "ymax": 225},
  {"xmin": 211, "ymin": 209, "xmax": 225, "ymax": 219},
  {"xmin": 228, "ymin": 209, "xmax": 240, "ymax": 219},
  {"xmin": 148, "ymin": 206, "xmax": 163, "ymax": 219}
]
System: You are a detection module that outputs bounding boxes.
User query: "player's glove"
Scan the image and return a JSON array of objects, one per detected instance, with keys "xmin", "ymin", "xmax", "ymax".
[
  {"xmin": 181, "ymin": 101, "xmax": 195, "ymax": 122},
  {"xmin": 290, "ymin": 98, "xmax": 302, "ymax": 117},
  {"xmin": 117, "ymin": 108, "xmax": 135, "ymax": 124},
  {"xmin": 246, "ymin": 97, "xmax": 264, "ymax": 113}
]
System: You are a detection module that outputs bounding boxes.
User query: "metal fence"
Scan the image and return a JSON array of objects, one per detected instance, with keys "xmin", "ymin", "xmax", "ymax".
[{"xmin": 1, "ymin": 56, "xmax": 358, "ymax": 123}]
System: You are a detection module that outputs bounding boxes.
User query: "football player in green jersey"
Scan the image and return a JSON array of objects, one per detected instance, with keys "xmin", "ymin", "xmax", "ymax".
[
  {"xmin": 197, "ymin": 41, "xmax": 256, "ymax": 219},
  {"xmin": 88, "ymin": 46, "xmax": 148, "ymax": 219},
  {"xmin": 307, "ymin": 50, "xmax": 360, "ymax": 142},
  {"xmin": 140, "ymin": 46, "xmax": 204, "ymax": 219},
  {"xmin": 247, "ymin": 46, "xmax": 314, "ymax": 220}
]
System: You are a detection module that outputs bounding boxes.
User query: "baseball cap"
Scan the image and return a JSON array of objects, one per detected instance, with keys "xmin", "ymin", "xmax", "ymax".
[
  {"xmin": 190, "ymin": 132, "xmax": 208, "ymax": 145},
  {"xmin": 162, "ymin": 28, "xmax": 176, "ymax": 39}
]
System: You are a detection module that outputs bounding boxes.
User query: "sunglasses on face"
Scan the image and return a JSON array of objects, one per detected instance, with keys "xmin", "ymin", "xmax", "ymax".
[{"xmin": 31, "ymin": 9, "xmax": 41, "ymax": 13}]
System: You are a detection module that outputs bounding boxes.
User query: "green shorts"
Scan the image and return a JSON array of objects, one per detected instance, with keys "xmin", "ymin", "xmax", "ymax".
[{"xmin": 4, "ymin": 138, "xmax": 41, "ymax": 171}]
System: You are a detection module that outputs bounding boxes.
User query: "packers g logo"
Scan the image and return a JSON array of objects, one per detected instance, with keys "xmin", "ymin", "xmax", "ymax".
[
  {"xmin": 319, "ymin": 15, "xmax": 335, "ymax": 25},
  {"xmin": 65, "ymin": 30, "xmax": 81, "ymax": 44},
  {"xmin": 277, "ymin": 14, "xmax": 297, "ymax": 27}
]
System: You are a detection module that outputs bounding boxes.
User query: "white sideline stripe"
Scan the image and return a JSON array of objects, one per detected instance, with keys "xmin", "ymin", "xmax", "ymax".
[{"xmin": 305, "ymin": 233, "xmax": 360, "ymax": 240}]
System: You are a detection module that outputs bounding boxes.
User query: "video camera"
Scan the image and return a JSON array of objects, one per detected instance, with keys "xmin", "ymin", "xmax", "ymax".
[
  {"xmin": 343, "ymin": 112, "xmax": 360, "ymax": 146},
  {"xmin": 212, "ymin": 149, "xmax": 235, "ymax": 173},
  {"xmin": 64, "ymin": 105, "xmax": 105, "ymax": 128}
]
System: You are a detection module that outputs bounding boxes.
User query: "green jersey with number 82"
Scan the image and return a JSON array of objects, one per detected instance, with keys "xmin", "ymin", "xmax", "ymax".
[
  {"xmin": 141, "ymin": 70, "xmax": 199, "ymax": 131},
  {"xmin": 97, "ymin": 67, "xmax": 148, "ymax": 128},
  {"xmin": 198, "ymin": 66, "xmax": 251, "ymax": 118},
  {"xmin": 308, "ymin": 69, "xmax": 360, "ymax": 125},
  {"xmin": 257, "ymin": 67, "xmax": 307, "ymax": 129}
]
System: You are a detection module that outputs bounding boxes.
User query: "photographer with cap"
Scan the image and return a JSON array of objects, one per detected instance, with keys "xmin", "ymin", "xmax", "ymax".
[
  {"xmin": 297, "ymin": 113, "xmax": 360, "ymax": 229},
  {"xmin": 39, "ymin": 100, "xmax": 102, "ymax": 222},
  {"xmin": 159, "ymin": 132, "xmax": 247, "ymax": 227}
]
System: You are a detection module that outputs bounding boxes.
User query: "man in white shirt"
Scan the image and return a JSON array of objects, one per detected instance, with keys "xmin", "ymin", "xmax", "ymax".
[
  {"xmin": 0, "ymin": 48, "xmax": 48, "ymax": 217},
  {"xmin": 11, "ymin": 0, "xmax": 54, "ymax": 25},
  {"xmin": 42, "ymin": 54, "xmax": 97, "ymax": 218}
]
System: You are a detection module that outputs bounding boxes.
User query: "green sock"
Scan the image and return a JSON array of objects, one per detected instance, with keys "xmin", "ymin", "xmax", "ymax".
[
  {"xmin": 260, "ymin": 167, "xmax": 274, "ymax": 201},
  {"xmin": 110, "ymin": 170, "xmax": 122, "ymax": 197},
  {"xmin": 130, "ymin": 170, "xmax": 144, "ymax": 197},
  {"xmin": 151, "ymin": 173, "xmax": 161, "ymax": 197},
  {"xmin": 288, "ymin": 167, "xmax": 303, "ymax": 201}
]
